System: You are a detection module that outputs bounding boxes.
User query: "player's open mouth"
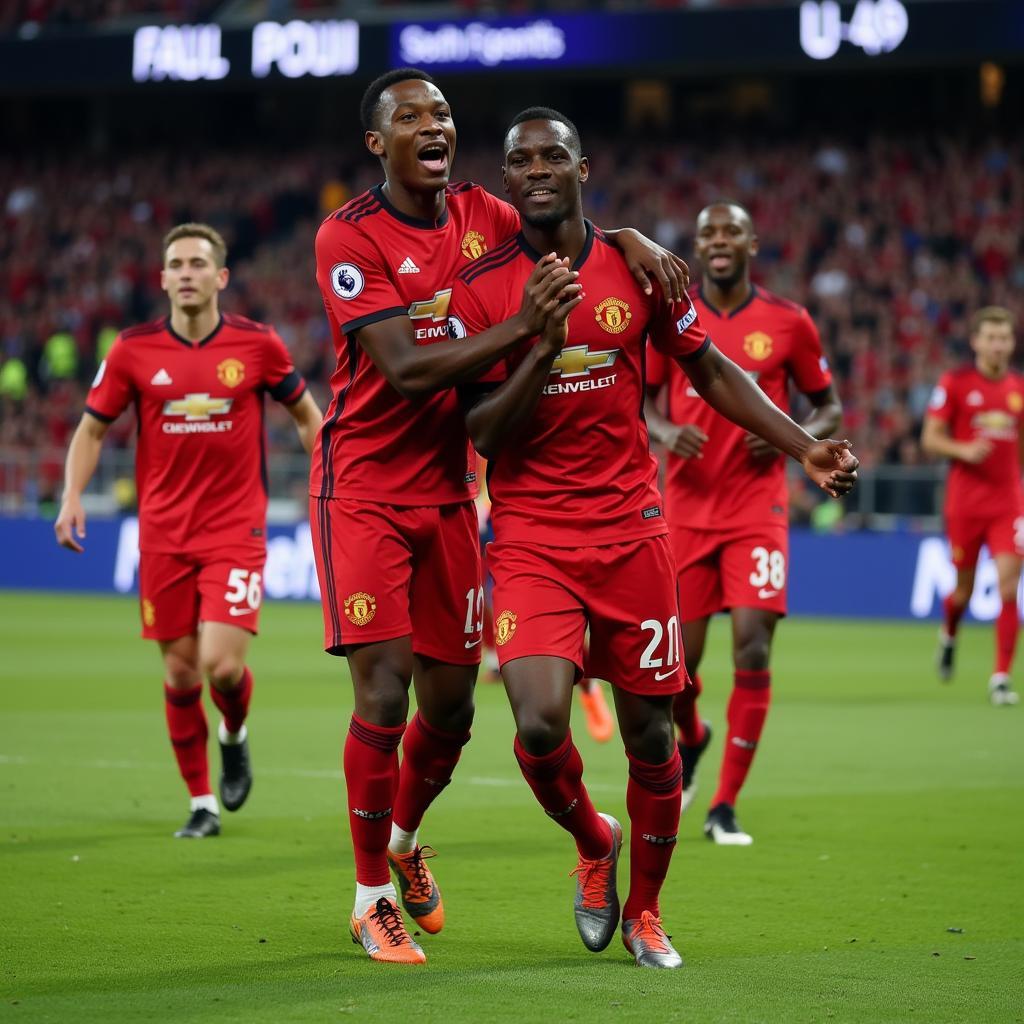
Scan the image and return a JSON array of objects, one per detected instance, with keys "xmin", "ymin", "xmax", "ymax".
[
  {"xmin": 525, "ymin": 187, "xmax": 557, "ymax": 202},
  {"xmin": 417, "ymin": 144, "xmax": 449, "ymax": 174},
  {"xmin": 709, "ymin": 255, "xmax": 732, "ymax": 271}
]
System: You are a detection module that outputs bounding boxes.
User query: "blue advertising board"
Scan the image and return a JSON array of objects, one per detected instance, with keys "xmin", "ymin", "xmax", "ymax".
[{"xmin": 3, "ymin": 515, "xmax": 1020, "ymax": 623}]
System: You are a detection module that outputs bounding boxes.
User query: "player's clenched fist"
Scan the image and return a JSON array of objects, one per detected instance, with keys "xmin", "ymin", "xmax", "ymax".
[
  {"xmin": 662, "ymin": 423, "xmax": 709, "ymax": 460},
  {"xmin": 516, "ymin": 254, "xmax": 582, "ymax": 335},
  {"xmin": 800, "ymin": 439, "xmax": 859, "ymax": 498},
  {"xmin": 54, "ymin": 496, "xmax": 86, "ymax": 553}
]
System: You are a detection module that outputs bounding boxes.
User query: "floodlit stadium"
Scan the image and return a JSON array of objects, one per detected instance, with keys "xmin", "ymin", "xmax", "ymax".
[{"xmin": 1, "ymin": 0, "xmax": 1021, "ymax": 1019}]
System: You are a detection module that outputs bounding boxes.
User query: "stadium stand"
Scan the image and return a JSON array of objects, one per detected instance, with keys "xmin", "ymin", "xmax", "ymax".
[{"xmin": 1, "ymin": 133, "xmax": 1021, "ymax": 507}]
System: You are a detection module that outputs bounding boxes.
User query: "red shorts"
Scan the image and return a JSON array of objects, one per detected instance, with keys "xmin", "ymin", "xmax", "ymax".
[
  {"xmin": 487, "ymin": 535, "xmax": 688, "ymax": 697},
  {"xmin": 671, "ymin": 523, "xmax": 789, "ymax": 621},
  {"xmin": 311, "ymin": 497, "xmax": 482, "ymax": 664},
  {"xmin": 946, "ymin": 514, "xmax": 1024, "ymax": 569},
  {"xmin": 138, "ymin": 548, "xmax": 266, "ymax": 641}
]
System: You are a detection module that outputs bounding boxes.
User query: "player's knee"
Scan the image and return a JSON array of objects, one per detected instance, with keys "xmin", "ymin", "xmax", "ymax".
[
  {"xmin": 204, "ymin": 656, "xmax": 244, "ymax": 691},
  {"xmin": 163, "ymin": 653, "xmax": 200, "ymax": 689},
  {"xmin": 516, "ymin": 714, "xmax": 567, "ymax": 757},
  {"xmin": 424, "ymin": 698, "xmax": 475, "ymax": 737},
  {"xmin": 621, "ymin": 714, "xmax": 674, "ymax": 764},
  {"xmin": 356, "ymin": 684, "xmax": 410, "ymax": 728},
  {"xmin": 734, "ymin": 637, "xmax": 771, "ymax": 672}
]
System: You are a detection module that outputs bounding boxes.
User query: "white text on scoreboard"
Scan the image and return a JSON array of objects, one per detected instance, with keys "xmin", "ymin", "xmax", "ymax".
[
  {"xmin": 799, "ymin": 0, "xmax": 908, "ymax": 61},
  {"xmin": 131, "ymin": 20, "xmax": 358, "ymax": 83}
]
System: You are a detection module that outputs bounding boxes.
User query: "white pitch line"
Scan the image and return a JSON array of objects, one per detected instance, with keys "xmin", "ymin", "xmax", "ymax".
[{"xmin": 0, "ymin": 753, "xmax": 621, "ymax": 792}]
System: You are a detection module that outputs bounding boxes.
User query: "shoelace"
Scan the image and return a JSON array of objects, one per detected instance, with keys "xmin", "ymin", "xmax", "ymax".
[
  {"xmin": 629, "ymin": 911, "xmax": 671, "ymax": 953},
  {"xmin": 368, "ymin": 897, "xmax": 413, "ymax": 947},
  {"xmin": 570, "ymin": 856, "xmax": 612, "ymax": 910},
  {"xmin": 400, "ymin": 846, "xmax": 436, "ymax": 902}
]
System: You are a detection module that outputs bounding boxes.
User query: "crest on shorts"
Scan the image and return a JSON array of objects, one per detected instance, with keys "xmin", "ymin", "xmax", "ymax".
[
  {"xmin": 344, "ymin": 592, "xmax": 377, "ymax": 626},
  {"xmin": 743, "ymin": 331, "xmax": 773, "ymax": 360},
  {"xmin": 461, "ymin": 230, "xmax": 487, "ymax": 260},
  {"xmin": 142, "ymin": 599, "xmax": 156, "ymax": 627},
  {"xmin": 1008, "ymin": 392, "xmax": 1023, "ymax": 413},
  {"xmin": 594, "ymin": 297, "xmax": 632, "ymax": 335},
  {"xmin": 495, "ymin": 610, "xmax": 517, "ymax": 646},
  {"xmin": 217, "ymin": 358, "xmax": 245, "ymax": 388}
]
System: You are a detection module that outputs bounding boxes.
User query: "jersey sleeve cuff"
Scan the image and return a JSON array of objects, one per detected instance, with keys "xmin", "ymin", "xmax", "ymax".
[
  {"xmin": 677, "ymin": 335, "xmax": 711, "ymax": 363},
  {"xmin": 268, "ymin": 371, "xmax": 307, "ymax": 404},
  {"xmin": 84, "ymin": 405, "xmax": 116, "ymax": 423},
  {"xmin": 341, "ymin": 306, "xmax": 408, "ymax": 335}
]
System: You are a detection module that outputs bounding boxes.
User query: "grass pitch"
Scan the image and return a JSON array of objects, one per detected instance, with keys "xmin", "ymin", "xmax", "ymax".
[{"xmin": 1, "ymin": 591, "xmax": 1021, "ymax": 1023}]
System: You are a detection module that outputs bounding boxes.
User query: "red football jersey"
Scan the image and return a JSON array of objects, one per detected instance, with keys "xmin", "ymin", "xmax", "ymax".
[
  {"xmin": 647, "ymin": 285, "xmax": 832, "ymax": 531},
  {"xmin": 927, "ymin": 365, "xmax": 1024, "ymax": 519},
  {"xmin": 451, "ymin": 221, "xmax": 709, "ymax": 548},
  {"xmin": 86, "ymin": 314, "xmax": 306, "ymax": 554},
  {"xmin": 312, "ymin": 182, "xmax": 519, "ymax": 505}
]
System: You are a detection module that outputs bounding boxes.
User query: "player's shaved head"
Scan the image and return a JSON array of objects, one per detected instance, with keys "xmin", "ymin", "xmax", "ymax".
[
  {"xmin": 361, "ymin": 67, "xmax": 437, "ymax": 131},
  {"xmin": 505, "ymin": 107, "xmax": 581, "ymax": 159},
  {"xmin": 697, "ymin": 200, "xmax": 754, "ymax": 234}
]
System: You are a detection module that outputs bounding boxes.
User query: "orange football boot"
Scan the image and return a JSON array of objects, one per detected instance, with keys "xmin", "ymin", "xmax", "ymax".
[
  {"xmin": 350, "ymin": 896, "xmax": 426, "ymax": 964},
  {"xmin": 621, "ymin": 911, "xmax": 683, "ymax": 969},
  {"xmin": 387, "ymin": 845, "xmax": 444, "ymax": 934},
  {"xmin": 578, "ymin": 680, "xmax": 614, "ymax": 743}
]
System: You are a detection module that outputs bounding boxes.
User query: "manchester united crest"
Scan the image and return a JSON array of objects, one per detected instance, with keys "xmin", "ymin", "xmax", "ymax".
[
  {"xmin": 344, "ymin": 592, "xmax": 377, "ymax": 626},
  {"xmin": 142, "ymin": 599, "xmax": 156, "ymax": 627},
  {"xmin": 495, "ymin": 609, "xmax": 518, "ymax": 646},
  {"xmin": 743, "ymin": 332, "xmax": 773, "ymax": 360},
  {"xmin": 594, "ymin": 297, "xmax": 632, "ymax": 335},
  {"xmin": 1008, "ymin": 392, "xmax": 1023, "ymax": 413},
  {"xmin": 461, "ymin": 230, "xmax": 487, "ymax": 260},
  {"xmin": 217, "ymin": 358, "xmax": 245, "ymax": 388}
]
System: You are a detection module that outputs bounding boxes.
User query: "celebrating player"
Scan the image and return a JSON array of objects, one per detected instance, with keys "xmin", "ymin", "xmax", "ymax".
[
  {"xmin": 450, "ymin": 109, "xmax": 857, "ymax": 968},
  {"xmin": 312, "ymin": 69, "xmax": 691, "ymax": 964},
  {"xmin": 922, "ymin": 307, "xmax": 1023, "ymax": 705},
  {"xmin": 55, "ymin": 223, "xmax": 322, "ymax": 839},
  {"xmin": 644, "ymin": 201, "xmax": 843, "ymax": 845}
]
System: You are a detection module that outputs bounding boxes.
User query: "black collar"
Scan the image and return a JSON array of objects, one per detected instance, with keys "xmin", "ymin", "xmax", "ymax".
[
  {"xmin": 699, "ymin": 283, "xmax": 758, "ymax": 319},
  {"xmin": 373, "ymin": 183, "xmax": 449, "ymax": 230},
  {"xmin": 166, "ymin": 314, "xmax": 224, "ymax": 348},
  {"xmin": 516, "ymin": 218, "xmax": 595, "ymax": 272}
]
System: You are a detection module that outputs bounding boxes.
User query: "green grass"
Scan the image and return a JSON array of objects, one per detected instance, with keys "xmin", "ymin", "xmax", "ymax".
[{"xmin": 1, "ymin": 591, "xmax": 1022, "ymax": 1023}]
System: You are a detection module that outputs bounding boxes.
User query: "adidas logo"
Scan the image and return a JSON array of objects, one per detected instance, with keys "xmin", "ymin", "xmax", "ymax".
[
  {"xmin": 150, "ymin": 368, "xmax": 173, "ymax": 386},
  {"xmin": 397, "ymin": 257, "xmax": 420, "ymax": 274}
]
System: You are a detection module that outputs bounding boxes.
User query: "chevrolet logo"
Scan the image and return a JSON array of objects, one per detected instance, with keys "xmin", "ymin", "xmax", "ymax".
[
  {"xmin": 550, "ymin": 345, "xmax": 619, "ymax": 379},
  {"xmin": 162, "ymin": 393, "xmax": 233, "ymax": 421}
]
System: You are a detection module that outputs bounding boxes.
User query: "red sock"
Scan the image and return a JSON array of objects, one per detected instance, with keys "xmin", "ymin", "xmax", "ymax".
[
  {"xmin": 672, "ymin": 673, "xmax": 706, "ymax": 747},
  {"xmin": 996, "ymin": 600, "xmax": 1020, "ymax": 675},
  {"xmin": 513, "ymin": 732, "xmax": 610, "ymax": 860},
  {"xmin": 623, "ymin": 748, "xmax": 682, "ymax": 921},
  {"xmin": 943, "ymin": 594, "xmax": 966, "ymax": 638},
  {"xmin": 392, "ymin": 711, "xmax": 469, "ymax": 833},
  {"xmin": 711, "ymin": 670, "xmax": 771, "ymax": 808},
  {"xmin": 164, "ymin": 683, "xmax": 211, "ymax": 798},
  {"xmin": 344, "ymin": 715, "xmax": 405, "ymax": 886},
  {"xmin": 209, "ymin": 666, "xmax": 253, "ymax": 735}
]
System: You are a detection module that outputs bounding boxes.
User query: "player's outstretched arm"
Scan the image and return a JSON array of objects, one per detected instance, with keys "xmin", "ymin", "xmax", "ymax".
[
  {"xmin": 359, "ymin": 256, "xmax": 580, "ymax": 398},
  {"xmin": 603, "ymin": 229, "xmax": 690, "ymax": 304},
  {"xmin": 745, "ymin": 383, "xmax": 842, "ymax": 461},
  {"xmin": 54, "ymin": 413, "xmax": 110, "ymax": 553},
  {"xmin": 682, "ymin": 344, "xmax": 858, "ymax": 498},
  {"xmin": 920, "ymin": 415, "xmax": 992, "ymax": 465},
  {"xmin": 284, "ymin": 390, "xmax": 323, "ymax": 456},
  {"xmin": 464, "ymin": 295, "xmax": 583, "ymax": 460}
]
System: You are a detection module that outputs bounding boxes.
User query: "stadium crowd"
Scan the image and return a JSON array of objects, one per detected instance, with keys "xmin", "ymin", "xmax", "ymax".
[{"xmin": 1, "ymin": 132, "xmax": 1021, "ymax": 505}]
